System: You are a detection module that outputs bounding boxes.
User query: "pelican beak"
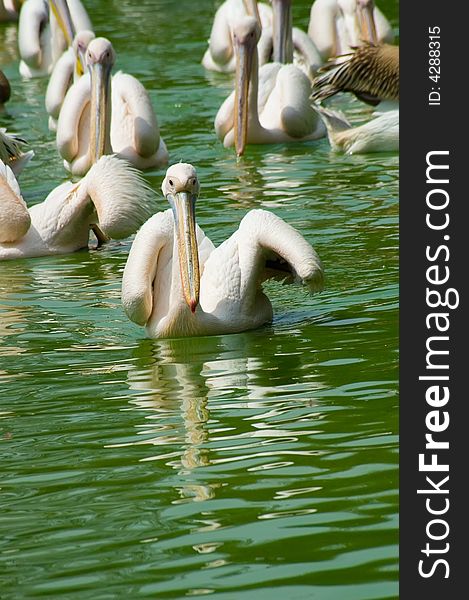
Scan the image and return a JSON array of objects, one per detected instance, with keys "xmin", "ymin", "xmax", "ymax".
[
  {"xmin": 75, "ymin": 48, "xmax": 86, "ymax": 77},
  {"xmin": 168, "ymin": 191, "xmax": 200, "ymax": 313},
  {"xmin": 234, "ymin": 36, "xmax": 255, "ymax": 157},
  {"xmin": 271, "ymin": 0, "xmax": 293, "ymax": 64},
  {"xmin": 89, "ymin": 60, "xmax": 112, "ymax": 164},
  {"xmin": 49, "ymin": 0, "xmax": 75, "ymax": 47},
  {"xmin": 358, "ymin": 1, "xmax": 378, "ymax": 44}
]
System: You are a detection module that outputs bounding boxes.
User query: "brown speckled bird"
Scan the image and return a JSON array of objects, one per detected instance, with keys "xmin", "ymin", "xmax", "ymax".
[
  {"xmin": 0, "ymin": 69, "xmax": 11, "ymax": 105},
  {"xmin": 311, "ymin": 43, "xmax": 399, "ymax": 106}
]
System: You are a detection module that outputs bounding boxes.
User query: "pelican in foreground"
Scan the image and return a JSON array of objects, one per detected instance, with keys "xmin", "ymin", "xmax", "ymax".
[
  {"xmin": 57, "ymin": 37, "xmax": 168, "ymax": 176},
  {"xmin": 45, "ymin": 29, "xmax": 95, "ymax": 130},
  {"xmin": 316, "ymin": 105, "xmax": 398, "ymax": 154},
  {"xmin": 308, "ymin": 0, "xmax": 393, "ymax": 63},
  {"xmin": 0, "ymin": 129, "xmax": 34, "ymax": 176},
  {"xmin": 0, "ymin": 69, "xmax": 11, "ymax": 105},
  {"xmin": 18, "ymin": 0, "xmax": 91, "ymax": 78},
  {"xmin": 122, "ymin": 163, "xmax": 324, "ymax": 339},
  {"xmin": 0, "ymin": 154, "xmax": 153, "ymax": 259},
  {"xmin": 312, "ymin": 43, "xmax": 399, "ymax": 107},
  {"xmin": 215, "ymin": 16, "xmax": 325, "ymax": 156},
  {"xmin": 202, "ymin": 0, "xmax": 273, "ymax": 73}
]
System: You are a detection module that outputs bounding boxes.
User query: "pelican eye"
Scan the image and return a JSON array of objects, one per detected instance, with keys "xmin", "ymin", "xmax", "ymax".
[{"xmin": 169, "ymin": 179, "xmax": 174, "ymax": 186}]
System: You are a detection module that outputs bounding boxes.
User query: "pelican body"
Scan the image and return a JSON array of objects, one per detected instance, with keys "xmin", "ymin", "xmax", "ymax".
[
  {"xmin": 122, "ymin": 163, "xmax": 324, "ymax": 339},
  {"xmin": 312, "ymin": 43, "xmax": 399, "ymax": 106},
  {"xmin": 0, "ymin": 155, "xmax": 154, "ymax": 259},
  {"xmin": 202, "ymin": 0, "xmax": 273, "ymax": 73},
  {"xmin": 57, "ymin": 37, "xmax": 168, "ymax": 176},
  {"xmin": 308, "ymin": 0, "xmax": 393, "ymax": 62},
  {"xmin": 316, "ymin": 105, "xmax": 398, "ymax": 153},
  {"xmin": 215, "ymin": 16, "xmax": 325, "ymax": 155},
  {"xmin": 18, "ymin": 0, "xmax": 92, "ymax": 78}
]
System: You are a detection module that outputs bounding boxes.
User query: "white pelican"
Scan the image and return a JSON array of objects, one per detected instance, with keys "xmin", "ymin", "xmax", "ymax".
[
  {"xmin": 215, "ymin": 16, "xmax": 325, "ymax": 156},
  {"xmin": 308, "ymin": 0, "xmax": 393, "ymax": 63},
  {"xmin": 312, "ymin": 42, "xmax": 399, "ymax": 107},
  {"xmin": 18, "ymin": 0, "xmax": 92, "ymax": 78},
  {"xmin": 202, "ymin": 0, "xmax": 273, "ymax": 73},
  {"xmin": 0, "ymin": 69, "xmax": 11, "ymax": 104},
  {"xmin": 0, "ymin": 154, "xmax": 154, "ymax": 259},
  {"xmin": 316, "ymin": 105, "xmax": 398, "ymax": 153},
  {"xmin": 0, "ymin": 129, "xmax": 34, "ymax": 176},
  {"xmin": 45, "ymin": 29, "xmax": 95, "ymax": 130},
  {"xmin": 122, "ymin": 163, "xmax": 324, "ymax": 339},
  {"xmin": 57, "ymin": 37, "xmax": 168, "ymax": 177}
]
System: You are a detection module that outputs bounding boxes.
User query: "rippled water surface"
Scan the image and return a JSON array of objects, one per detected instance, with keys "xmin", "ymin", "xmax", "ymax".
[{"xmin": 1, "ymin": 1, "xmax": 399, "ymax": 598}]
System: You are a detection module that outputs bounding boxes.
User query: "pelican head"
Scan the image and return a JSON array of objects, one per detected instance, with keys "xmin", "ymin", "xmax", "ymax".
[
  {"xmin": 270, "ymin": 0, "xmax": 293, "ymax": 64},
  {"xmin": 73, "ymin": 29, "xmax": 95, "ymax": 78},
  {"xmin": 86, "ymin": 37, "xmax": 115, "ymax": 165},
  {"xmin": 233, "ymin": 16, "xmax": 261, "ymax": 156},
  {"xmin": 339, "ymin": 0, "xmax": 378, "ymax": 46},
  {"xmin": 162, "ymin": 164, "xmax": 201, "ymax": 314}
]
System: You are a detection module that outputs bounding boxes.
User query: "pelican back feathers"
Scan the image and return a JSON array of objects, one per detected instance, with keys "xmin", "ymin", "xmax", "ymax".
[
  {"xmin": 311, "ymin": 43, "xmax": 399, "ymax": 105},
  {"xmin": 0, "ymin": 129, "xmax": 35, "ymax": 177},
  {"xmin": 84, "ymin": 155, "xmax": 155, "ymax": 239}
]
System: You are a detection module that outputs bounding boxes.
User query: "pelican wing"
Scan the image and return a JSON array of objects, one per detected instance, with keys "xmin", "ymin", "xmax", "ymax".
[
  {"xmin": 84, "ymin": 155, "xmax": 155, "ymax": 239},
  {"xmin": 260, "ymin": 65, "xmax": 324, "ymax": 139},
  {"xmin": 237, "ymin": 209, "xmax": 323, "ymax": 291},
  {"xmin": 0, "ymin": 160, "xmax": 31, "ymax": 243},
  {"xmin": 111, "ymin": 73, "xmax": 159, "ymax": 158},
  {"xmin": 311, "ymin": 44, "xmax": 399, "ymax": 104},
  {"xmin": 122, "ymin": 211, "xmax": 175, "ymax": 326}
]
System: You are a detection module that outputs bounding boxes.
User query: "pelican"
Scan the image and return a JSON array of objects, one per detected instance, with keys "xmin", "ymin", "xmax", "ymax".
[
  {"xmin": 0, "ymin": 154, "xmax": 154, "ymax": 260},
  {"xmin": 57, "ymin": 37, "xmax": 168, "ymax": 177},
  {"xmin": 215, "ymin": 16, "xmax": 325, "ymax": 156},
  {"xmin": 0, "ymin": 129, "xmax": 34, "ymax": 176},
  {"xmin": 0, "ymin": 69, "xmax": 11, "ymax": 104},
  {"xmin": 316, "ymin": 105, "xmax": 398, "ymax": 153},
  {"xmin": 257, "ymin": 0, "xmax": 322, "ymax": 80},
  {"xmin": 18, "ymin": 0, "xmax": 91, "ymax": 78},
  {"xmin": 122, "ymin": 163, "xmax": 324, "ymax": 339},
  {"xmin": 0, "ymin": 0, "xmax": 21, "ymax": 21},
  {"xmin": 45, "ymin": 29, "xmax": 95, "ymax": 130},
  {"xmin": 311, "ymin": 42, "xmax": 399, "ymax": 107},
  {"xmin": 202, "ymin": 0, "xmax": 273, "ymax": 73},
  {"xmin": 308, "ymin": 0, "xmax": 393, "ymax": 63}
]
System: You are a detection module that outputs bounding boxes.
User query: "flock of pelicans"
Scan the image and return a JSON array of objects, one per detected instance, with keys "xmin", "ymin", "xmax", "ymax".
[{"xmin": 0, "ymin": 0, "xmax": 399, "ymax": 339}]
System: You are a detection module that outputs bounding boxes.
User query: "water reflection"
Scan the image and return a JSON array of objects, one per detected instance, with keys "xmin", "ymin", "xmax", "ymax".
[{"xmin": 119, "ymin": 333, "xmax": 327, "ymax": 504}]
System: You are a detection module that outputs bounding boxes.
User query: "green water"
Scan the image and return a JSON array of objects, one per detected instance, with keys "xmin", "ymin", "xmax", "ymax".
[{"xmin": 1, "ymin": 1, "xmax": 399, "ymax": 598}]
